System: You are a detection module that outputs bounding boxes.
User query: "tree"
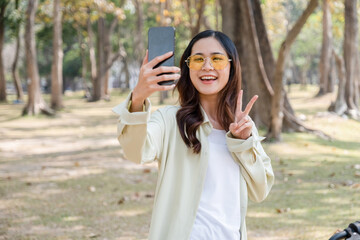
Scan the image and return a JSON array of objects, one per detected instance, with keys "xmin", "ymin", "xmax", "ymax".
[
  {"xmin": 220, "ymin": 0, "xmax": 275, "ymax": 128},
  {"xmin": 11, "ymin": 0, "xmax": 24, "ymax": 102},
  {"xmin": 268, "ymin": 0, "xmax": 319, "ymax": 140},
  {"xmin": 221, "ymin": 0, "xmax": 330, "ymax": 141},
  {"xmin": 51, "ymin": 0, "xmax": 64, "ymax": 110},
  {"xmin": 343, "ymin": 0, "xmax": 359, "ymax": 117},
  {"xmin": 133, "ymin": 0, "xmax": 145, "ymax": 65},
  {"xmin": 184, "ymin": 0, "xmax": 206, "ymax": 38},
  {"xmin": 0, "ymin": 1, "xmax": 9, "ymax": 102},
  {"xmin": 328, "ymin": 50, "xmax": 346, "ymax": 114},
  {"xmin": 23, "ymin": 0, "xmax": 53, "ymax": 116},
  {"xmin": 317, "ymin": 0, "xmax": 335, "ymax": 96},
  {"xmin": 331, "ymin": 0, "xmax": 360, "ymax": 119}
]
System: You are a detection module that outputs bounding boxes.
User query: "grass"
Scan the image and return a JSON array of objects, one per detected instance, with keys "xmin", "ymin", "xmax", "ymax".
[{"xmin": 0, "ymin": 85, "xmax": 359, "ymax": 240}]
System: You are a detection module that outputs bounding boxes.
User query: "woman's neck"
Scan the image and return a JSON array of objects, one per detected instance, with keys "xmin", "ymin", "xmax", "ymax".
[{"xmin": 200, "ymin": 95, "xmax": 223, "ymax": 130}]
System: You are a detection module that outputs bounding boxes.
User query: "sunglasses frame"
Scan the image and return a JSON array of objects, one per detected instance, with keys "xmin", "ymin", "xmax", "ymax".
[{"xmin": 185, "ymin": 54, "xmax": 232, "ymax": 70}]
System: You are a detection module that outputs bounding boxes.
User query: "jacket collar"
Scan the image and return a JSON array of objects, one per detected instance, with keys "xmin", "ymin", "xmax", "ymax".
[{"xmin": 199, "ymin": 104, "xmax": 213, "ymax": 136}]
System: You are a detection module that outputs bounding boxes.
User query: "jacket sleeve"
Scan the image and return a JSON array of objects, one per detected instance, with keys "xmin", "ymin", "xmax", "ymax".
[
  {"xmin": 112, "ymin": 93, "xmax": 165, "ymax": 165},
  {"xmin": 226, "ymin": 122, "xmax": 274, "ymax": 202}
]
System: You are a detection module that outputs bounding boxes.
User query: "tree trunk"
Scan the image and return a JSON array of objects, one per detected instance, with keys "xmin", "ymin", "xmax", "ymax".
[
  {"xmin": 12, "ymin": 0, "xmax": 24, "ymax": 102},
  {"xmin": 317, "ymin": 0, "xmax": 333, "ymax": 96},
  {"xmin": 122, "ymin": 57, "xmax": 130, "ymax": 91},
  {"xmin": 215, "ymin": 0, "xmax": 220, "ymax": 30},
  {"xmin": 222, "ymin": 0, "xmax": 280, "ymax": 128},
  {"xmin": 93, "ymin": 17, "xmax": 105, "ymax": 101},
  {"xmin": 23, "ymin": 0, "xmax": 53, "ymax": 116},
  {"xmin": 219, "ymin": 0, "xmax": 235, "ymax": 40},
  {"xmin": 354, "ymin": 53, "xmax": 359, "ymax": 109},
  {"xmin": 133, "ymin": 0, "xmax": 145, "ymax": 65},
  {"xmin": 87, "ymin": 14, "xmax": 97, "ymax": 99},
  {"xmin": 329, "ymin": 51, "xmax": 347, "ymax": 115},
  {"xmin": 343, "ymin": 0, "xmax": 359, "ymax": 118},
  {"xmin": 103, "ymin": 18, "xmax": 118, "ymax": 100},
  {"xmin": 327, "ymin": 53, "xmax": 336, "ymax": 93},
  {"xmin": 77, "ymin": 27, "xmax": 91, "ymax": 98},
  {"xmin": 0, "ymin": 2, "xmax": 8, "ymax": 102},
  {"xmin": 184, "ymin": 0, "xmax": 205, "ymax": 38},
  {"xmin": 268, "ymin": 0, "xmax": 318, "ymax": 141},
  {"xmin": 51, "ymin": 0, "xmax": 63, "ymax": 110}
]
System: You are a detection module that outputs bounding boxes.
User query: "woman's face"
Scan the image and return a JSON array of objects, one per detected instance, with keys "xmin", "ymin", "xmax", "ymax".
[{"xmin": 189, "ymin": 37, "xmax": 231, "ymax": 99}]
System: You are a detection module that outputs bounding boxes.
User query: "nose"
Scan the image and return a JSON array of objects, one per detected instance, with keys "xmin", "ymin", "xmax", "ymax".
[{"xmin": 201, "ymin": 57, "xmax": 214, "ymax": 71}]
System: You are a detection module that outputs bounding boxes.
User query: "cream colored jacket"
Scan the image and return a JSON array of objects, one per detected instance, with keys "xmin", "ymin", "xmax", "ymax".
[{"xmin": 112, "ymin": 93, "xmax": 274, "ymax": 240}]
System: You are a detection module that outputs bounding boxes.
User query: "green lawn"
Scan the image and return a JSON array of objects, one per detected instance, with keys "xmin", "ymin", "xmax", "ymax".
[{"xmin": 0, "ymin": 85, "xmax": 359, "ymax": 240}]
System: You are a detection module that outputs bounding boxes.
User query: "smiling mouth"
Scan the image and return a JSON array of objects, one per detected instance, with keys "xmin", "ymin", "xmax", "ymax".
[{"xmin": 200, "ymin": 76, "xmax": 217, "ymax": 81}]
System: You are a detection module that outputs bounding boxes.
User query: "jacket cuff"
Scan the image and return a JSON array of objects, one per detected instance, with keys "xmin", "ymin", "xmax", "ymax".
[
  {"xmin": 112, "ymin": 92, "xmax": 151, "ymax": 125},
  {"xmin": 226, "ymin": 128, "xmax": 266, "ymax": 152}
]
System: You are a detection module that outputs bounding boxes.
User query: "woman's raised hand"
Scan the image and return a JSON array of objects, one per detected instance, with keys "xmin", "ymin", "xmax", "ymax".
[
  {"xmin": 130, "ymin": 50, "xmax": 180, "ymax": 112},
  {"xmin": 229, "ymin": 90, "xmax": 258, "ymax": 139}
]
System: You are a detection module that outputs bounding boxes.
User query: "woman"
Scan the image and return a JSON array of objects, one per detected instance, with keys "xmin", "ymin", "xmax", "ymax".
[{"xmin": 113, "ymin": 30, "xmax": 274, "ymax": 240}]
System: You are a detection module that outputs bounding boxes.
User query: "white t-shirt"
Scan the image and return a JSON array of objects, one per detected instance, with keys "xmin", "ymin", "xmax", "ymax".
[{"xmin": 189, "ymin": 128, "xmax": 241, "ymax": 240}]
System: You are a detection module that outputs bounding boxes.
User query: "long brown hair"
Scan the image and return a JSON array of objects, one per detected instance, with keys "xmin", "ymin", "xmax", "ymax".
[{"xmin": 175, "ymin": 30, "xmax": 242, "ymax": 154}]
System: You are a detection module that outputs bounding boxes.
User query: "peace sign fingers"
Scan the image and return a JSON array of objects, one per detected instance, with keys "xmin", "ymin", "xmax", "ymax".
[
  {"xmin": 235, "ymin": 90, "xmax": 258, "ymax": 120},
  {"xmin": 244, "ymin": 95, "xmax": 258, "ymax": 115},
  {"xmin": 231, "ymin": 90, "xmax": 259, "ymax": 139},
  {"xmin": 235, "ymin": 90, "xmax": 243, "ymax": 122}
]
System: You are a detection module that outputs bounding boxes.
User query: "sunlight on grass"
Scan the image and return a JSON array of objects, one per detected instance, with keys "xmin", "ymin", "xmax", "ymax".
[{"xmin": 115, "ymin": 209, "xmax": 149, "ymax": 217}]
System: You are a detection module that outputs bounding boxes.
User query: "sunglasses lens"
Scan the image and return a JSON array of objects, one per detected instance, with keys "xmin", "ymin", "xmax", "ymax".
[
  {"xmin": 188, "ymin": 56, "xmax": 204, "ymax": 70},
  {"xmin": 187, "ymin": 54, "xmax": 230, "ymax": 70},
  {"xmin": 211, "ymin": 54, "xmax": 229, "ymax": 69}
]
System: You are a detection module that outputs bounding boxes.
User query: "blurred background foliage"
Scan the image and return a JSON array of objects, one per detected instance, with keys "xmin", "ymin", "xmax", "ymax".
[{"xmin": 1, "ymin": 0, "xmax": 349, "ymax": 93}]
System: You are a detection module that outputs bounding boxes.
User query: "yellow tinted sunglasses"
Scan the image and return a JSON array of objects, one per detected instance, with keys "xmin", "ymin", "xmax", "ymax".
[{"xmin": 185, "ymin": 54, "xmax": 232, "ymax": 70}]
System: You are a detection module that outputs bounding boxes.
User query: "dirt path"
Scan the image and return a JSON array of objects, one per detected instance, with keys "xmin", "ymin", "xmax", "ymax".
[{"xmin": 0, "ymin": 95, "xmax": 158, "ymax": 239}]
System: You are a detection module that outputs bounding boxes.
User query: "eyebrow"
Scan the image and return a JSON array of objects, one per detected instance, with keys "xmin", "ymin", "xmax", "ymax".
[{"xmin": 193, "ymin": 52, "xmax": 226, "ymax": 56}]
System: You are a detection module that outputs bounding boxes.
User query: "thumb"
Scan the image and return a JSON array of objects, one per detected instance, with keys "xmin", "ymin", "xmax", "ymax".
[{"xmin": 229, "ymin": 123, "xmax": 237, "ymax": 133}]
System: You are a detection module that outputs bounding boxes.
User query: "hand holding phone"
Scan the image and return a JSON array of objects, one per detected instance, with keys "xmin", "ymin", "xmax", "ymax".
[{"xmin": 131, "ymin": 46, "xmax": 180, "ymax": 112}]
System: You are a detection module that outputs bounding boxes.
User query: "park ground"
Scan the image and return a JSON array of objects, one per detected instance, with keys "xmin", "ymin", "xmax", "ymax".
[{"xmin": 0, "ymin": 85, "xmax": 360, "ymax": 240}]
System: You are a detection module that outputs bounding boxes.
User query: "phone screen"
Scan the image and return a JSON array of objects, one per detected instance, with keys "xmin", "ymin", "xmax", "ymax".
[{"xmin": 148, "ymin": 26, "xmax": 175, "ymax": 85}]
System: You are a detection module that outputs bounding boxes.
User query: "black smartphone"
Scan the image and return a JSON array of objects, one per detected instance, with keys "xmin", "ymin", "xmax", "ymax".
[{"xmin": 148, "ymin": 26, "xmax": 176, "ymax": 85}]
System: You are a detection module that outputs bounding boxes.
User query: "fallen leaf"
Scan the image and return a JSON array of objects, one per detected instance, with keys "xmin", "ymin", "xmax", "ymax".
[
  {"xmin": 341, "ymin": 180, "xmax": 353, "ymax": 186},
  {"xmin": 143, "ymin": 169, "xmax": 151, "ymax": 173},
  {"xmin": 351, "ymin": 183, "xmax": 360, "ymax": 189},
  {"xmin": 296, "ymin": 179, "xmax": 302, "ymax": 184},
  {"xmin": 74, "ymin": 162, "xmax": 80, "ymax": 167},
  {"xmin": 26, "ymin": 182, "xmax": 32, "ymax": 186},
  {"xmin": 88, "ymin": 186, "xmax": 96, "ymax": 192},
  {"xmin": 355, "ymin": 171, "xmax": 360, "ymax": 178},
  {"xmin": 131, "ymin": 192, "xmax": 141, "ymax": 201},
  {"xmin": 279, "ymin": 159, "xmax": 286, "ymax": 166},
  {"xmin": 145, "ymin": 193, "xmax": 154, "ymax": 198},
  {"xmin": 276, "ymin": 208, "xmax": 291, "ymax": 214},
  {"xmin": 329, "ymin": 172, "xmax": 336, "ymax": 177},
  {"xmin": 118, "ymin": 196, "xmax": 128, "ymax": 204},
  {"xmin": 87, "ymin": 233, "xmax": 100, "ymax": 238},
  {"xmin": 353, "ymin": 164, "xmax": 360, "ymax": 170}
]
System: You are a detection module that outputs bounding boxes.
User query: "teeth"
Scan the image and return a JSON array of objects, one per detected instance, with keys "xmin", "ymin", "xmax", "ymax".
[{"xmin": 200, "ymin": 76, "xmax": 216, "ymax": 80}]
